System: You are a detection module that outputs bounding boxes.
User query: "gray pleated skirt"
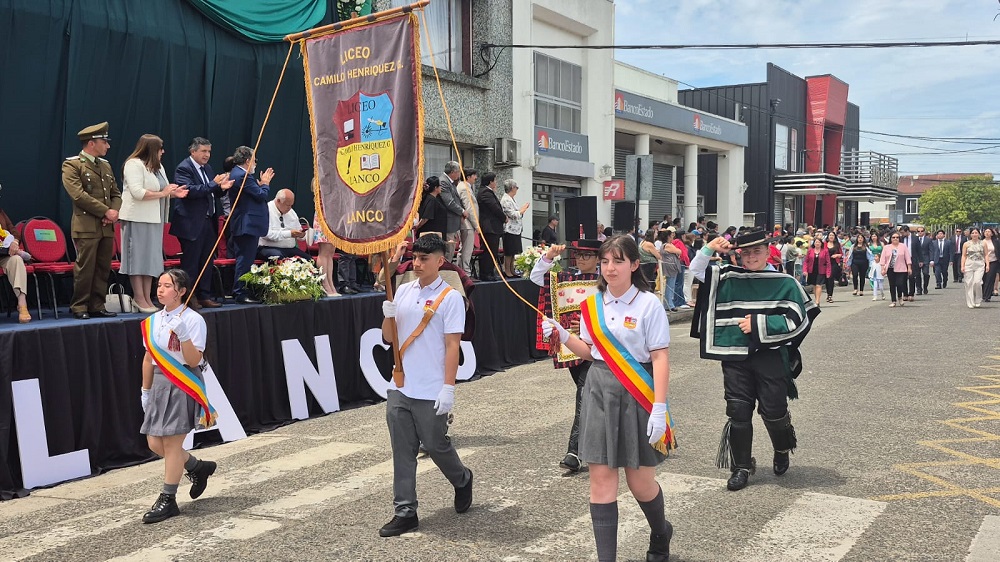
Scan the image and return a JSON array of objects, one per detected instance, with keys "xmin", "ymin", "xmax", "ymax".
[
  {"xmin": 140, "ymin": 368, "xmax": 198, "ymax": 437},
  {"xmin": 579, "ymin": 361, "xmax": 667, "ymax": 469},
  {"xmin": 120, "ymin": 221, "xmax": 164, "ymax": 277}
]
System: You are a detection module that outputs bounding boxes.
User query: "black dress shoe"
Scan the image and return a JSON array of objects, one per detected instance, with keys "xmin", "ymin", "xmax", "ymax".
[
  {"xmin": 142, "ymin": 492, "xmax": 180, "ymax": 524},
  {"xmin": 646, "ymin": 521, "xmax": 673, "ymax": 562},
  {"xmin": 727, "ymin": 468, "xmax": 752, "ymax": 491},
  {"xmin": 378, "ymin": 513, "xmax": 418, "ymax": 537},
  {"xmin": 235, "ymin": 295, "xmax": 261, "ymax": 304},
  {"xmin": 186, "ymin": 460, "xmax": 217, "ymax": 499},
  {"xmin": 454, "ymin": 469, "xmax": 473, "ymax": 513},
  {"xmin": 340, "ymin": 287, "xmax": 358, "ymax": 295},
  {"xmin": 73, "ymin": 312, "xmax": 91, "ymax": 320},
  {"xmin": 935, "ymin": 284, "xmax": 941, "ymax": 289},
  {"xmin": 198, "ymin": 299, "xmax": 223, "ymax": 309},
  {"xmin": 774, "ymin": 451, "xmax": 790, "ymax": 476},
  {"xmin": 559, "ymin": 453, "xmax": 582, "ymax": 473},
  {"xmin": 90, "ymin": 310, "xmax": 117, "ymax": 318}
]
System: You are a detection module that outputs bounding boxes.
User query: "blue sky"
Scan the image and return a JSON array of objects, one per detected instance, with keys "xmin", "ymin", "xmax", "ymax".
[{"xmin": 613, "ymin": 0, "xmax": 1000, "ymax": 176}]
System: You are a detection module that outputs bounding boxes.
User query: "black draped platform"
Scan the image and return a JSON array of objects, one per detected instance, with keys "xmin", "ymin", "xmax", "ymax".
[{"xmin": 0, "ymin": 279, "xmax": 544, "ymax": 499}]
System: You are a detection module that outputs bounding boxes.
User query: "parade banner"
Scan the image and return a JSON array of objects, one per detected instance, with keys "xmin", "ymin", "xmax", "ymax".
[{"xmin": 302, "ymin": 13, "xmax": 423, "ymax": 254}]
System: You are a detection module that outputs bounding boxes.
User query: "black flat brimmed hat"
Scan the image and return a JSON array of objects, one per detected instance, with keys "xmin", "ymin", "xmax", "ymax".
[
  {"xmin": 570, "ymin": 239, "xmax": 602, "ymax": 252},
  {"xmin": 733, "ymin": 229, "xmax": 777, "ymax": 248}
]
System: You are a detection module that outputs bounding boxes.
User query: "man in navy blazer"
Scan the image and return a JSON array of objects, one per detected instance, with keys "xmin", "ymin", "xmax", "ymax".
[
  {"xmin": 172, "ymin": 137, "xmax": 233, "ymax": 307},
  {"xmin": 930, "ymin": 229, "xmax": 955, "ymax": 289},
  {"xmin": 951, "ymin": 228, "xmax": 968, "ymax": 283},
  {"xmin": 226, "ymin": 145, "xmax": 274, "ymax": 304}
]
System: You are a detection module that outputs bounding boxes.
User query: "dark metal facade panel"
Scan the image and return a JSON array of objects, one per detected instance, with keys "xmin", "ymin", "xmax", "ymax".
[
  {"xmin": 845, "ymin": 103, "xmax": 860, "ymax": 151},
  {"xmin": 678, "ymin": 63, "xmax": 809, "ymax": 227}
]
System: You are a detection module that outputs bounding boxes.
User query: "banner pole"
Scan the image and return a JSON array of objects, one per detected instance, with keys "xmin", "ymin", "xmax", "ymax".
[
  {"xmin": 383, "ymin": 250, "xmax": 405, "ymax": 388},
  {"xmin": 285, "ymin": 1, "xmax": 430, "ymax": 42}
]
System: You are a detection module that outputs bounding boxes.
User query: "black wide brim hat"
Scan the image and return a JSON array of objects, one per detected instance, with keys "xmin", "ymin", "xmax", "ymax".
[
  {"xmin": 570, "ymin": 239, "xmax": 602, "ymax": 252},
  {"xmin": 733, "ymin": 229, "xmax": 777, "ymax": 249}
]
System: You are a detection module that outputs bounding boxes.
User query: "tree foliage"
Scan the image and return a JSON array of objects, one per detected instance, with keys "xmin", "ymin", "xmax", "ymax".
[{"xmin": 918, "ymin": 176, "xmax": 1000, "ymax": 226}]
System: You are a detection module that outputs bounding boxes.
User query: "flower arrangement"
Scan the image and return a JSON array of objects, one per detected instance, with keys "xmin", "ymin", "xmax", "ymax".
[
  {"xmin": 336, "ymin": 0, "xmax": 372, "ymax": 21},
  {"xmin": 514, "ymin": 245, "xmax": 561, "ymax": 279},
  {"xmin": 238, "ymin": 257, "xmax": 326, "ymax": 304}
]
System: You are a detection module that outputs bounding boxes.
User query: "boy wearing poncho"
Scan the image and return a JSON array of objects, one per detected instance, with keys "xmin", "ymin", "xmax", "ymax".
[{"xmin": 690, "ymin": 230, "xmax": 820, "ymax": 491}]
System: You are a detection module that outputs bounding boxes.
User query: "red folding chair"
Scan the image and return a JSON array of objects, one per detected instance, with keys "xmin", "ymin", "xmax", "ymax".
[
  {"xmin": 162, "ymin": 223, "xmax": 183, "ymax": 268},
  {"xmin": 111, "ymin": 221, "xmax": 122, "ymax": 272},
  {"xmin": 20, "ymin": 217, "xmax": 74, "ymax": 319}
]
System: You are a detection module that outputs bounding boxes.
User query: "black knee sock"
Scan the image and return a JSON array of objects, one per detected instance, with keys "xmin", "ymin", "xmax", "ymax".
[
  {"xmin": 590, "ymin": 501, "xmax": 618, "ymax": 562},
  {"xmin": 636, "ymin": 486, "xmax": 670, "ymax": 535},
  {"xmin": 184, "ymin": 454, "xmax": 199, "ymax": 471}
]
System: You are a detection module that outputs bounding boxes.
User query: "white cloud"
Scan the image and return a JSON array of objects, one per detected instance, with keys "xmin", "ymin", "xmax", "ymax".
[{"xmin": 615, "ymin": 0, "xmax": 1000, "ymax": 174}]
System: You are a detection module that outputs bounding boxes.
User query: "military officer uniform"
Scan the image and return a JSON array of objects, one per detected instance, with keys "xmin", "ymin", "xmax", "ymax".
[{"xmin": 62, "ymin": 122, "xmax": 122, "ymax": 319}]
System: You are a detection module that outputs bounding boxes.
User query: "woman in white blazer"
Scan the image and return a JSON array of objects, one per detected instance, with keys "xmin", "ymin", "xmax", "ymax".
[{"xmin": 120, "ymin": 135, "xmax": 187, "ymax": 312}]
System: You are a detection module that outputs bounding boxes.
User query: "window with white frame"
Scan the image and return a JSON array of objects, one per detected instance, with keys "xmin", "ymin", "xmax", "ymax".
[
  {"xmin": 393, "ymin": 0, "xmax": 467, "ymax": 73},
  {"xmin": 906, "ymin": 198, "xmax": 919, "ymax": 215},
  {"xmin": 774, "ymin": 123, "xmax": 789, "ymax": 170},
  {"xmin": 422, "ymin": 142, "xmax": 471, "ymax": 179},
  {"xmin": 790, "ymin": 128, "xmax": 798, "ymax": 172},
  {"xmin": 534, "ymin": 52, "xmax": 582, "ymax": 133}
]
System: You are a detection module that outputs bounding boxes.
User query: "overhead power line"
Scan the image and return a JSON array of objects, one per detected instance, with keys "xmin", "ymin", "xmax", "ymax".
[{"xmin": 482, "ymin": 39, "xmax": 1000, "ymax": 51}]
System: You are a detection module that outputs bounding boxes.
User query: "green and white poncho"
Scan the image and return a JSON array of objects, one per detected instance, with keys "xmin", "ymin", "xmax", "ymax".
[{"xmin": 690, "ymin": 264, "xmax": 820, "ymax": 393}]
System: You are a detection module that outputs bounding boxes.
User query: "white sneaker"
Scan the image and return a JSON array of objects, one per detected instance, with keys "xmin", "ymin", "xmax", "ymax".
[
  {"xmin": 678, "ymin": 304, "xmax": 691, "ymax": 310},
  {"xmin": 872, "ymin": 295, "xmax": 878, "ymax": 301}
]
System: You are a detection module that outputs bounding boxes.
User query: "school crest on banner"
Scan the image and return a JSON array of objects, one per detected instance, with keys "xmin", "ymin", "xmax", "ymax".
[
  {"xmin": 334, "ymin": 92, "xmax": 396, "ymax": 195},
  {"xmin": 301, "ymin": 13, "xmax": 423, "ymax": 254}
]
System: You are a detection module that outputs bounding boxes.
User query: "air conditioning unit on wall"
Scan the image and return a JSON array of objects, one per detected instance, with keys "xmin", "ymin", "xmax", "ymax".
[{"xmin": 494, "ymin": 137, "xmax": 520, "ymax": 167}]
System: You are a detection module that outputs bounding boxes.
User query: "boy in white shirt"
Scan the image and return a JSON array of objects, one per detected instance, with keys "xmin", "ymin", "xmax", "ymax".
[{"xmin": 379, "ymin": 234, "xmax": 473, "ymax": 537}]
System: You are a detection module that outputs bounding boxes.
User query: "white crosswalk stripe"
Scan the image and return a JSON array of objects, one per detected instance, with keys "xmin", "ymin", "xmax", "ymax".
[
  {"xmin": 736, "ymin": 492, "xmax": 887, "ymax": 562},
  {"xmin": 0, "ymin": 434, "xmax": 290, "ymax": 522},
  {"xmin": 4, "ymin": 440, "xmax": 998, "ymax": 562},
  {"xmin": 105, "ymin": 448, "xmax": 477, "ymax": 562},
  {"xmin": 0, "ymin": 440, "xmax": 369, "ymax": 561},
  {"xmin": 966, "ymin": 515, "xmax": 1000, "ymax": 562}
]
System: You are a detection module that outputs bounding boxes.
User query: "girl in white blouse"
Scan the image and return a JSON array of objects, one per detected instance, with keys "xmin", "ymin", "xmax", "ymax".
[
  {"xmin": 543, "ymin": 235, "xmax": 673, "ymax": 562},
  {"xmin": 139, "ymin": 269, "xmax": 216, "ymax": 523}
]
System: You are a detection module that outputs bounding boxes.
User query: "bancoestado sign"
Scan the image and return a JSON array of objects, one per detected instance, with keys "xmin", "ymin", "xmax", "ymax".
[
  {"xmin": 614, "ymin": 90, "xmax": 748, "ymax": 147},
  {"xmin": 534, "ymin": 125, "xmax": 590, "ymax": 162}
]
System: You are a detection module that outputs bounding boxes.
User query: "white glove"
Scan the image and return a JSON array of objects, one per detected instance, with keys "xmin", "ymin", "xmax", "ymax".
[
  {"xmin": 434, "ymin": 384, "xmax": 455, "ymax": 416},
  {"xmin": 141, "ymin": 388, "xmax": 150, "ymax": 413},
  {"xmin": 541, "ymin": 317, "xmax": 570, "ymax": 343},
  {"xmin": 647, "ymin": 402, "xmax": 668, "ymax": 445},
  {"xmin": 165, "ymin": 315, "xmax": 193, "ymax": 341},
  {"xmin": 382, "ymin": 300, "xmax": 397, "ymax": 318}
]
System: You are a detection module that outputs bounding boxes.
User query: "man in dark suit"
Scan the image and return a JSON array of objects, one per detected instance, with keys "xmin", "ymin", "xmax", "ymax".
[
  {"xmin": 913, "ymin": 226, "xmax": 933, "ymax": 294},
  {"xmin": 172, "ymin": 137, "xmax": 233, "ymax": 308},
  {"xmin": 61, "ymin": 122, "xmax": 122, "ymax": 320},
  {"xmin": 226, "ymin": 146, "xmax": 273, "ymax": 304},
  {"xmin": 475, "ymin": 172, "xmax": 506, "ymax": 281},
  {"xmin": 952, "ymin": 228, "xmax": 968, "ymax": 283},
  {"xmin": 931, "ymin": 229, "xmax": 954, "ymax": 289},
  {"xmin": 437, "ymin": 161, "xmax": 466, "ymax": 262}
]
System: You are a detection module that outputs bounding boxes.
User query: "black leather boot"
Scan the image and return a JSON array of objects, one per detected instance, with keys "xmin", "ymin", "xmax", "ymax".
[
  {"xmin": 186, "ymin": 459, "xmax": 217, "ymax": 499},
  {"xmin": 726, "ymin": 420, "xmax": 755, "ymax": 491},
  {"xmin": 763, "ymin": 412, "xmax": 797, "ymax": 476},
  {"xmin": 560, "ymin": 452, "xmax": 582, "ymax": 472},
  {"xmin": 142, "ymin": 493, "xmax": 179, "ymax": 524},
  {"xmin": 646, "ymin": 521, "xmax": 673, "ymax": 561}
]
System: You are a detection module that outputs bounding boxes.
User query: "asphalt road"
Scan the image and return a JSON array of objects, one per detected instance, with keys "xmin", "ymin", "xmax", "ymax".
[{"xmin": 3, "ymin": 281, "xmax": 1000, "ymax": 561}]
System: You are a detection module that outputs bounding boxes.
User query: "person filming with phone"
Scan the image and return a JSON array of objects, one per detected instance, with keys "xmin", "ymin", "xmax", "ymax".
[{"xmin": 257, "ymin": 188, "xmax": 311, "ymax": 261}]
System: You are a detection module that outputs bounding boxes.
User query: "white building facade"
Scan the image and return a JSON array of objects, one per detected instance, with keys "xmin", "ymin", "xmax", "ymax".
[{"xmin": 510, "ymin": 0, "xmax": 616, "ymax": 242}]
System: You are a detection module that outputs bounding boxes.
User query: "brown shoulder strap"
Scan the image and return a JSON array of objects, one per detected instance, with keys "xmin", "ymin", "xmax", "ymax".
[{"xmin": 399, "ymin": 286, "xmax": 453, "ymax": 357}]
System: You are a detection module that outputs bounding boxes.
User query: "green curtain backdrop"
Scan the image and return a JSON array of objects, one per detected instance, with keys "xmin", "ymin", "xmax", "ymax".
[
  {"xmin": 185, "ymin": 0, "xmax": 328, "ymax": 43},
  {"xmin": 0, "ymin": 0, "xmax": 340, "ymax": 235}
]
